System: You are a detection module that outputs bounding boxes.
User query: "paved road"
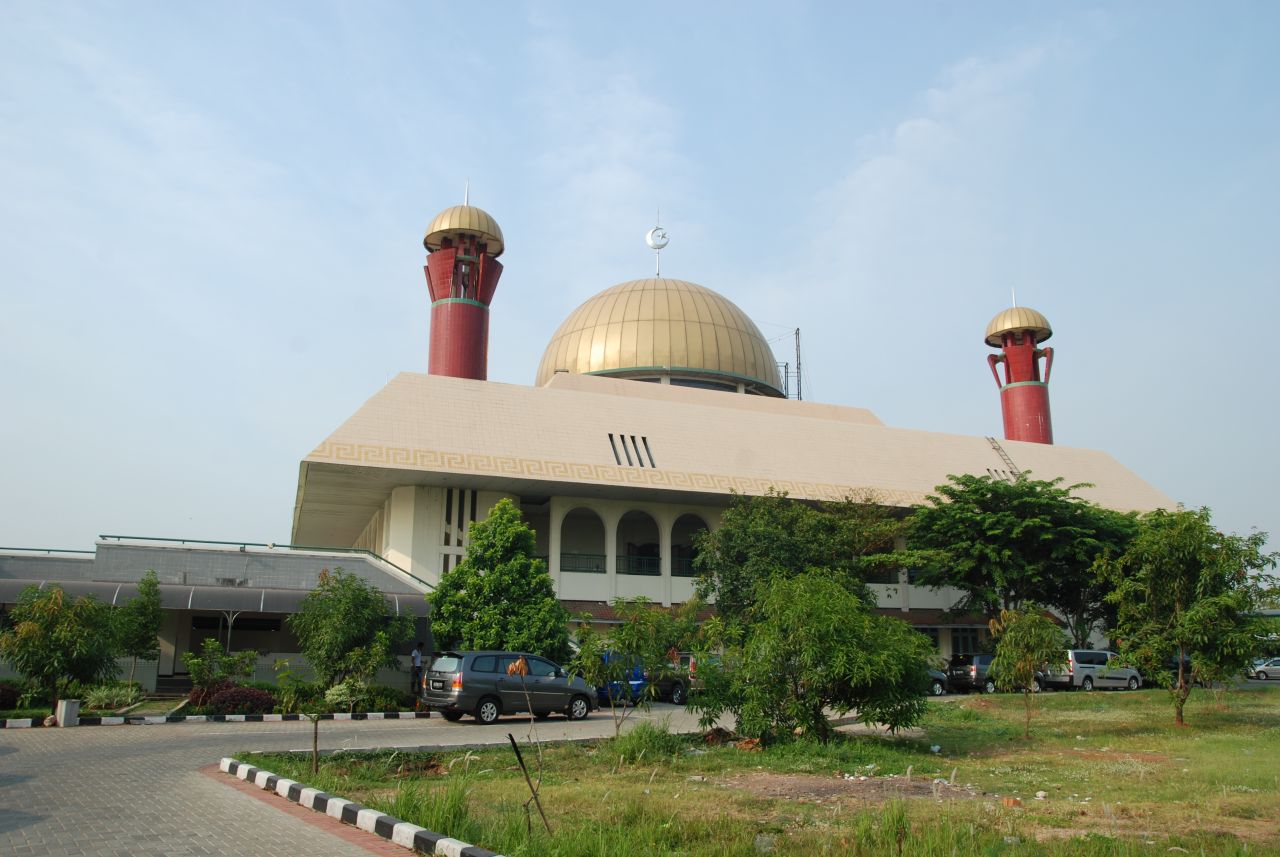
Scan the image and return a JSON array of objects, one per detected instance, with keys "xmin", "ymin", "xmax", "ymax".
[{"xmin": 0, "ymin": 704, "xmax": 704, "ymax": 856}]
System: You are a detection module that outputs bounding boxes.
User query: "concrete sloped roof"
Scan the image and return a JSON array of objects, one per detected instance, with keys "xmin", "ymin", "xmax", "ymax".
[{"xmin": 292, "ymin": 371, "xmax": 1172, "ymax": 546}]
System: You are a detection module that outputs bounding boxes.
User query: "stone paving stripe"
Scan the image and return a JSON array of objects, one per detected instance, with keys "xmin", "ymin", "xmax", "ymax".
[
  {"xmin": 373, "ymin": 814, "xmax": 398, "ymax": 838},
  {"xmin": 413, "ymin": 829, "xmax": 444, "ymax": 851},
  {"xmin": 355, "ymin": 808, "xmax": 385, "ymax": 832},
  {"xmin": 326, "ymin": 797, "xmax": 353, "ymax": 820},
  {"xmin": 204, "ymin": 764, "xmax": 408, "ymax": 856},
  {"xmin": 1, "ymin": 709, "xmax": 430, "ymax": 728},
  {"xmin": 218, "ymin": 756, "xmax": 506, "ymax": 857},
  {"xmin": 340, "ymin": 802, "xmax": 363, "ymax": 824},
  {"xmin": 392, "ymin": 823, "xmax": 427, "ymax": 848}
]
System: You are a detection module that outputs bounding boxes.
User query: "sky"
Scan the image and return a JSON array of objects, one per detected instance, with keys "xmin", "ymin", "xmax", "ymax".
[{"xmin": 2, "ymin": 2, "xmax": 1277, "ymax": 552}]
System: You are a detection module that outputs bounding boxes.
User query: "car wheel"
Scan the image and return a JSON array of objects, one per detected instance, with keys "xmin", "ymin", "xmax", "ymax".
[
  {"xmin": 1257, "ymin": 672, "xmax": 1268, "ymax": 681},
  {"xmin": 441, "ymin": 710, "xmax": 464, "ymax": 722},
  {"xmin": 983, "ymin": 678, "xmax": 997, "ymax": 694},
  {"xmin": 1127, "ymin": 676, "xmax": 1139, "ymax": 691},
  {"xmin": 1082, "ymin": 677, "xmax": 1094, "ymax": 691},
  {"xmin": 1032, "ymin": 678, "xmax": 1042, "ymax": 693},
  {"xmin": 474, "ymin": 697, "xmax": 501, "ymax": 724},
  {"xmin": 930, "ymin": 679, "xmax": 945, "ymax": 697},
  {"xmin": 568, "ymin": 695, "xmax": 590, "ymax": 721},
  {"xmin": 670, "ymin": 683, "xmax": 687, "ymax": 705}
]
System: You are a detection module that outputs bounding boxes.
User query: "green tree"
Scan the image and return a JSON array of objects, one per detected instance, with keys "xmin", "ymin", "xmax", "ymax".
[
  {"xmin": 1098, "ymin": 507, "xmax": 1277, "ymax": 726},
  {"xmin": 428, "ymin": 499, "xmax": 569, "ymax": 661},
  {"xmin": 988, "ymin": 606, "xmax": 1067, "ymax": 738},
  {"xmin": 116, "ymin": 569, "xmax": 162, "ymax": 684},
  {"xmin": 0, "ymin": 585, "xmax": 120, "ymax": 703},
  {"xmin": 569, "ymin": 598, "xmax": 700, "ymax": 736},
  {"xmin": 691, "ymin": 573, "xmax": 932, "ymax": 744},
  {"xmin": 694, "ymin": 489, "xmax": 923, "ymax": 625},
  {"xmin": 287, "ymin": 568, "xmax": 414, "ymax": 687},
  {"xmin": 909, "ymin": 473, "xmax": 1134, "ymax": 637},
  {"xmin": 182, "ymin": 636, "xmax": 257, "ymax": 705}
]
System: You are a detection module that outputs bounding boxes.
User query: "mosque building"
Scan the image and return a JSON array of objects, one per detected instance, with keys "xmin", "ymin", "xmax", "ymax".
[
  {"xmin": 1, "ymin": 198, "xmax": 1171, "ymax": 689},
  {"xmin": 291, "ymin": 200, "xmax": 1169, "ymax": 644}
]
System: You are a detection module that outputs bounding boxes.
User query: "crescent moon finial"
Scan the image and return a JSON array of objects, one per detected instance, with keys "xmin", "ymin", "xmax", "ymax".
[{"xmin": 645, "ymin": 223, "xmax": 669, "ymax": 276}]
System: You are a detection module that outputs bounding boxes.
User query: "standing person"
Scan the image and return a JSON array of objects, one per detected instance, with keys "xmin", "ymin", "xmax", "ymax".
[{"xmin": 411, "ymin": 642, "xmax": 424, "ymax": 695}]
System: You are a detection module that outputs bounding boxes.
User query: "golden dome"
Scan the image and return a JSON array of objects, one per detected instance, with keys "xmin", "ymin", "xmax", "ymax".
[
  {"xmin": 536, "ymin": 278, "xmax": 784, "ymax": 396},
  {"xmin": 423, "ymin": 204, "xmax": 504, "ymax": 257},
  {"xmin": 985, "ymin": 306, "xmax": 1052, "ymax": 347}
]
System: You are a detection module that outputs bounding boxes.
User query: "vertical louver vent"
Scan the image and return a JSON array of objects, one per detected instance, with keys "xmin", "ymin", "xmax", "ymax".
[{"xmin": 608, "ymin": 433, "xmax": 657, "ymax": 468}]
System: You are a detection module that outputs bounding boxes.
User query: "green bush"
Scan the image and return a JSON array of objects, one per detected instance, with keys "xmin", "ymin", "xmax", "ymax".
[
  {"xmin": 325, "ymin": 678, "xmax": 368, "ymax": 713},
  {"xmin": 609, "ymin": 720, "xmax": 686, "ymax": 763},
  {"xmin": 0, "ymin": 679, "xmax": 23, "ymax": 709},
  {"xmin": 364, "ymin": 684, "xmax": 415, "ymax": 712},
  {"xmin": 83, "ymin": 681, "xmax": 143, "ymax": 711},
  {"xmin": 208, "ymin": 685, "xmax": 276, "ymax": 715}
]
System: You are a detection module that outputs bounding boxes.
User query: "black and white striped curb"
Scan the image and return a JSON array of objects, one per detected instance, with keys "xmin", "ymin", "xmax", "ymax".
[
  {"xmin": 219, "ymin": 757, "xmax": 501, "ymax": 857},
  {"xmin": 1, "ymin": 711, "xmax": 433, "ymax": 729}
]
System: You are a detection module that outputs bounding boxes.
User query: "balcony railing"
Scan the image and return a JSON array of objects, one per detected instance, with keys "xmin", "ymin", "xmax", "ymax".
[
  {"xmin": 671, "ymin": 556, "xmax": 697, "ymax": 577},
  {"xmin": 560, "ymin": 552, "xmax": 606, "ymax": 574},
  {"xmin": 617, "ymin": 555, "xmax": 661, "ymax": 576}
]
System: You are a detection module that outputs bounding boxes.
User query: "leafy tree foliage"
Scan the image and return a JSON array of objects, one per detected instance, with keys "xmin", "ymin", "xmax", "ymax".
[
  {"xmin": 988, "ymin": 606, "xmax": 1067, "ymax": 738},
  {"xmin": 910, "ymin": 473, "xmax": 1135, "ymax": 638},
  {"xmin": 182, "ymin": 636, "xmax": 258, "ymax": 706},
  {"xmin": 693, "ymin": 489, "xmax": 923, "ymax": 624},
  {"xmin": 1098, "ymin": 507, "xmax": 1277, "ymax": 726},
  {"xmin": 116, "ymin": 569, "xmax": 162, "ymax": 684},
  {"xmin": 428, "ymin": 498, "xmax": 570, "ymax": 661},
  {"xmin": 0, "ymin": 585, "xmax": 120, "ymax": 702},
  {"xmin": 691, "ymin": 573, "xmax": 932, "ymax": 743},
  {"xmin": 570, "ymin": 598, "xmax": 700, "ymax": 735},
  {"xmin": 287, "ymin": 568, "xmax": 414, "ymax": 687}
]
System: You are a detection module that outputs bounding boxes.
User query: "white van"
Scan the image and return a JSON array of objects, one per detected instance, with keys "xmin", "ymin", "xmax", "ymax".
[{"xmin": 1042, "ymin": 650, "xmax": 1142, "ymax": 691}]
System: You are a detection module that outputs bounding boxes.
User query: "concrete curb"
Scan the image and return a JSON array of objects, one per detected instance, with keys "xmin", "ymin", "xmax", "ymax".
[
  {"xmin": 0, "ymin": 711, "xmax": 432, "ymax": 729},
  {"xmin": 219, "ymin": 757, "xmax": 502, "ymax": 857}
]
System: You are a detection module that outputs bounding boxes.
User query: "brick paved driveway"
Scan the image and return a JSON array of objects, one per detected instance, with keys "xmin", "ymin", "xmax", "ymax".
[{"xmin": 0, "ymin": 705, "xmax": 701, "ymax": 856}]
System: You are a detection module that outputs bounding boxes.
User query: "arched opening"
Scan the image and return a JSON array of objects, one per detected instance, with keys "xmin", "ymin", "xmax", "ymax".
[
  {"xmin": 617, "ymin": 510, "xmax": 661, "ymax": 576},
  {"xmin": 671, "ymin": 513, "xmax": 709, "ymax": 578},
  {"xmin": 559, "ymin": 507, "xmax": 606, "ymax": 574}
]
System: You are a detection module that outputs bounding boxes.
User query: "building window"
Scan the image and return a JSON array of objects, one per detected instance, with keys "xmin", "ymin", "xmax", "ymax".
[
  {"xmin": 916, "ymin": 627, "xmax": 940, "ymax": 652},
  {"xmin": 951, "ymin": 628, "xmax": 984, "ymax": 655}
]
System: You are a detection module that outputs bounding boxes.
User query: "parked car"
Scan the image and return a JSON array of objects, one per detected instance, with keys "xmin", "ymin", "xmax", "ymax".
[
  {"xmin": 1041, "ymin": 650, "xmax": 1142, "ymax": 691},
  {"xmin": 597, "ymin": 651, "xmax": 648, "ymax": 706},
  {"xmin": 646, "ymin": 655, "xmax": 693, "ymax": 705},
  {"xmin": 1251, "ymin": 657, "xmax": 1280, "ymax": 680},
  {"xmin": 946, "ymin": 653, "xmax": 997, "ymax": 694},
  {"xmin": 422, "ymin": 651, "xmax": 596, "ymax": 723}
]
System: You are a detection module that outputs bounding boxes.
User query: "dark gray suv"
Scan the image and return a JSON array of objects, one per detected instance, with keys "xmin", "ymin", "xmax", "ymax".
[{"xmin": 422, "ymin": 651, "xmax": 596, "ymax": 724}]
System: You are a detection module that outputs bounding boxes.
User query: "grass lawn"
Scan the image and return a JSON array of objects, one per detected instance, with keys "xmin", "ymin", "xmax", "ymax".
[{"xmin": 246, "ymin": 685, "xmax": 1279, "ymax": 856}]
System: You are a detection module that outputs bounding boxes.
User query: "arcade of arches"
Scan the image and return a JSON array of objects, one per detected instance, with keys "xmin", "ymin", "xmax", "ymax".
[{"xmin": 520, "ymin": 497, "xmax": 719, "ymax": 607}]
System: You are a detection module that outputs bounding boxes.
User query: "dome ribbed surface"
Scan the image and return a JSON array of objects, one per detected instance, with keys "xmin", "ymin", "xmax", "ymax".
[
  {"xmin": 536, "ymin": 278, "xmax": 783, "ymax": 395},
  {"xmin": 423, "ymin": 205, "xmax": 504, "ymax": 257},
  {"xmin": 985, "ymin": 306, "xmax": 1052, "ymax": 346}
]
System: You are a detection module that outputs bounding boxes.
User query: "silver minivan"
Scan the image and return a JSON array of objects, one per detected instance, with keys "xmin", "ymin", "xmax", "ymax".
[{"xmin": 1042, "ymin": 650, "xmax": 1142, "ymax": 691}]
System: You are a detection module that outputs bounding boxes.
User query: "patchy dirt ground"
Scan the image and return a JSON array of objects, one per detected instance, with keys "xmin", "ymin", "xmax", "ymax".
[{"xmin": 721, "ymin": 771, "xmax": 981, "ymax": 804}]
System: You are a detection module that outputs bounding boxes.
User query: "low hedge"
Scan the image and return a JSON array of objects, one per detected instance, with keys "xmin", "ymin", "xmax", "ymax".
[{"xmin": 207, "ymin": 686, "xmax": 277, "ymax": 715}]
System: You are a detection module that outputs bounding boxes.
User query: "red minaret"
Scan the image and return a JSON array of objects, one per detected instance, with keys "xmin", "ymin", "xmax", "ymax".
[
  {"xmin": 985, "ymin": 306, "xmax": 1054, "ymax": 444},
  {"xmin": 423, "ymin": 202, "xmax": 505, "ymax": 379}
]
